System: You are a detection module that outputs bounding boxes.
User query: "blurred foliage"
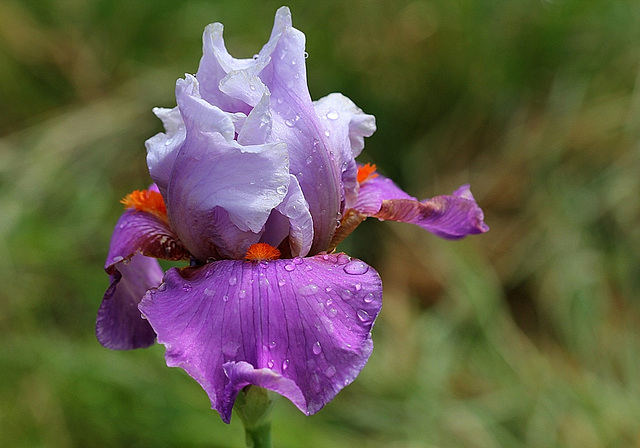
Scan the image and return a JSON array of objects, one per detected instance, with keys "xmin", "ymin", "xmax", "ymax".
[{"xmin": 1, "ymin": 0, "xmax": 640, "ymax": 446}]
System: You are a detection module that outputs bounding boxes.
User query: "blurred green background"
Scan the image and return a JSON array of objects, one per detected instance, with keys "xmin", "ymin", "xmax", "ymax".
[{"xmin": 1, "ymin": 0, "xmax": 640, "ymax": 446}]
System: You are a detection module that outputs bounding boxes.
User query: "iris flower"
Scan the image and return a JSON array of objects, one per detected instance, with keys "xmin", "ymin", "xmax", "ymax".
[{"xmin": 96, "ymin": 6, "xmax": 488, "ymax": 424}]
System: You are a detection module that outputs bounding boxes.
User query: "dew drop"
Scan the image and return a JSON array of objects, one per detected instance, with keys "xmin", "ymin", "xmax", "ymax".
[
  {"xmin": 293, "ymin": 257, "xmax": 304, "ymax": 265},
  {"xmin": 312, "ymin": 341, "xmax": 322, "ymax": 355},
  {"xmin": 278, "ymin": 278, "xmax": 286, "ymax": 287},
  {"xmin": 325, "ymin": 365, "xmax": 337, "ymax": 378},
  {"xmin": 291, "ymin": 59, "xmax": 297, "ymax": 65},
  {"xmin": 299, "ymin": 284, "xmax": 319, "ymax": 296},
  {"xmin": 182, "ymin": 284, "xmax": 192, "ymax": 292},
  {"xmin": 285, "ymin": 119, "xmax": 295, "ymax": 127},
  {"xmin": 325, "ymin": 298, "xmax": 333, "ymax": 306},
  {"xmin": 249, "ymin": 83, "xmax": 256, "ymax": 91},
  {"xmin": 282, "ymin": 359, "xmax": 290, "ymax": 371},
  {"xmin": 228, "ymin": 277, "xmax": 238, "ymax": 286},
  {"xmin": 269, "ymin": 341, "xmax": 277, "ymax": 349},
  {"xmin": 364, "ymin": 293, "xmax": 375, "ymax": 303},
  {"xmin": 252, "ymin": 54, "xmax": 259, "ymax": 60},
  {"xmin": 223, "ymin": 294, "xmax": 229, "ymax": 302},
  {"xmin": 322, "ymin": 254, "xmax": 330, "ymax": 261},
  {"xmin": 325, "ymin": 286, "xmax": 332, "ymax": 293},
  {"xmin": 303, "ymin": 51, "xmax": 309, "ymax": 59},
  {"xmin": 326, "ymin": 307, "xmax": 338, "ymax": 318},
  {"xmin": 304, "ymin": 264, "xmax": 313, "ymax": 271},
  {"xmin": 164, "ymin": 138, "xmax": 173, "ymax": 146},
  {"xmin": 354, "ymin": 282, "xmax": 362, "ymax": 291},
  {"xmin": 306, "ymin": 155, "xmax": 313, "ymax": 164},
  {"xmin": 357, "ymin": 309, "xmax": 372, "ymax": 322},
  {"xmin": 276, "ymin": 185, "xmax": 287, "ymax": 195},
  {"xmin": 204, "ymin": 287, "xmax": 215, "ymax": 297},
  {"xmin": 284, "ymin": 263, "xmax": 295, "ymax": 272},
  {"xmin": 343, "ymin": 260, "xmax": 369, "ymax": 275},
  {"xmin": 341, "ymin": 289, "xmax": 353, "ymax": 300},
  {"xmin": 267, "ymin": 359, "xmax": 275, "ymax": 368},
  {"xmin": 326, "ymin": 110, "xmax": 339, "ymax": 120},
  {"xmin": 324, "ymin": 130, "xmax": 330, "ymax": 137},
  {"xmin": 238, "ymin": 290, "xmax": 246, "ymax": 299}
]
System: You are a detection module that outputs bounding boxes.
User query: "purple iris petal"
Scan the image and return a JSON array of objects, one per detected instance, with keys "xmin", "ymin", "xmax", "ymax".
[
  {"xmin": 145, "ymin": 107, "xmax": 185, "ymax": 199},
  {"xmin": 139, "ymin": 253, "xmax": 382, "ymax": 423},
  {"xmin": 314, "ymin": 93, "xmax": 376, "ymax": 211},
  {"xmin": 105, "ymin": 209, "xmax": 188, "ymax": 269},
  {"xmin": 97, "ymin": 254, "xmax": 162, "ymax": 349},
  {"xmin": 357, "ymin": 174, "xmax": 489, "ymax": 239},
  {"xmin": 167, "ymin": 76, "xmax": 290, "ymax": 261}
]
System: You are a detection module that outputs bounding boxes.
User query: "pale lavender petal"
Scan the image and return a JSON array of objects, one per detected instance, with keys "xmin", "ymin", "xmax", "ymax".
[
  {"xmin": 314, "ymin": 93, "xmax": 376, "ymax": 211},
  {"xmin": 196, "ymin": 22, "xmax": 255, "ymax": 114},
  {"xmin": 168, "ymin": 79, "xmax": 290, "ymax": 260},
  {"xmin": 251, "ymin": 7, "xmax": 342, "ymax": 254},
  {"xmin": 272, "ymin": 174, "xmax": 313, "ymax": 258},
  {"xmin": 96, "ymin": 254, "xmax": 161, "ymax": 350},
  {"xmin": 105, "ymin": 210, "xmax": 189, "ymax": 271},
  {"xmin": 145, "ymin": 107, "xmax": 185, "ymax": 198},
  {"xmin": 139, "ymin": 253, "xmax": 382, "ymax": 423}
]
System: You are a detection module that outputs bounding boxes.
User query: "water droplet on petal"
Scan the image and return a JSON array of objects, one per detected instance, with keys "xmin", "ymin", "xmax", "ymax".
[
  {"xmin": 278, "ymin": 278, "xmax": 286, "ymax": 287},
  {"xmin": 341, "ymin": 289, "xmax": 353, "ymax": 300},
  {"xmin": 299, "ymin": 284, "xmax": 319, "ymax": 296},
  {"xmin": 364, "ymin": 293, "xmax": 375, "ymax": 303},
  {"xmin": 325, "ymin": 286, "xmax": 332, "ymax": 293},
  {"xmin": 223, "ymin": 294, "xmax": 229, "ymax": 302},
  {"xmin": 306, "ymin": 155, "xmax": 313, "ymax": 164},
  {"xmin": 238, "ymin": 290, "xmax": 246, "ymax": 299},
  {"xmin": 276, "ymin": 185, "xmax": 287, "ymax": 195},
  {"xmin": 267, "ymin": 359, "xmax": 275, "ymax": 368},
  {"xmin": 284, "ymin": 263, "xmax": 295, "ymax": 272},
  {"xmin": 326, "ymin": 110, "xmax": 339, "ymax": 120},
  {"xmin": 326, "ymin": 307, "xmax": 338, "ymax": 318},
  {"xmin": 312, "ymin": 341, "xmax": 322, "ymax": 355},
  {"xmin": 357, "ymin": 309, "xmax": 372, "ymax": 322},
  {"xmin": 269, "ymin": 341, "xmax": 277, "ymax": 349},
  {"xmin": 282, "ymin": 359, "xmax": 290, "ymax": 371},
  {"xmin": 164, "ymin": 138, "xmax": 173, "ymax": 146},
  {"xmin": 303, "ymin": 51, "xmax": 309, "ymax": 59},
  {"xmin": 204, "ymin": 287, "xmax": 215, "ymax": 297},
  {"xmin": 344, "ymin": 260, "xmax": 369, "ymax": 275},
  {"xmin": 325, "ymin": 365, "xmax": 337, "ymax": 378},
  {"xmin": 325, "ymin": 298, "xmax": 333, "ymax": 306},
  {"xmin": 354, "ymin": 282, "xmax": 362, "ymax": 291},
  {"xmin": 228, "ymin": 277, "xmax": 237, "ymax": 286},
  {"xmin": 249, "ymin": 83, "xmax": 256, "ymax": 91},
  {"xmin": 293, "ymin": 257, "xmax": 304, "ymax": 265},
  {"xmin": 253, "ymin": 54, "xmax": 259, "ymax": 60},
  {"xmin": 182, "ymin": 284, "xmax": 192, "ymax": 292},
  {"xmin": 304, "ymin": 264, "xmax": 313, "ymax": 271}
]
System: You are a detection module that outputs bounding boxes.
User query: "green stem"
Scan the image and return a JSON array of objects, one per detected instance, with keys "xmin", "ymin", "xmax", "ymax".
[{"xmin": 234, "ymin": 386, "xmax": 276, "ymax": 448}]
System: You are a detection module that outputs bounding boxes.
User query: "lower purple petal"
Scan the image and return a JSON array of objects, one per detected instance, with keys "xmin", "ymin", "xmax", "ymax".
[
  {"xmin": 139, "ymin": 253, "xmax": 382, "ymax": 423},
  {"xmin": 96, "ymin": 254, "xmax": 162, "ymax": 350}
]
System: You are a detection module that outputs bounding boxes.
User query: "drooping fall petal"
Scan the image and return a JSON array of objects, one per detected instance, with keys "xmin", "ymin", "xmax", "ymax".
[{"xmin": 139, "ymin": 253, "xmax": 382, "ymax": 423}]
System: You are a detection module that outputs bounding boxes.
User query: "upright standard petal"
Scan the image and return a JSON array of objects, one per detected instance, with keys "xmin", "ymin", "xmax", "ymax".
[
  {"xmin": 314, "ymin": 93, "xmax": 376, "ymax": 210},
  {"xmin": 355, "ymin": 172, "xmax": 489, "ymax": 239},
  {"xmin": 167, "ymin": 76, "xmax": 290, "ymax": 260},
  {"xmin": 97, "ymin": 254, "xmax": 162, "ymax": 349},
  {"xmin": 139, "ymin": 253, "xmax": 382, "ymax": 423},
  {"xmin": 145, "ymin": 107, "xmax": 186, "ymax": 199}
]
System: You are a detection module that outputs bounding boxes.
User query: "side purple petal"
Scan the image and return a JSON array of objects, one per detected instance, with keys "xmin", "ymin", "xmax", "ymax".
[
  {"xmin": 356, "ymin": 174, "xmax": 489, "ymax": 239},
  {"xmin": 105, "ymin": 210, "xmax": 189, "ymax": 271},
  {"xmin": 96, "ymin": 254, "xmax": 162, "ymax": 349},
  {"xmin": 139, "ymin": 253, "xmax": 382, "ymax": 423}
]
